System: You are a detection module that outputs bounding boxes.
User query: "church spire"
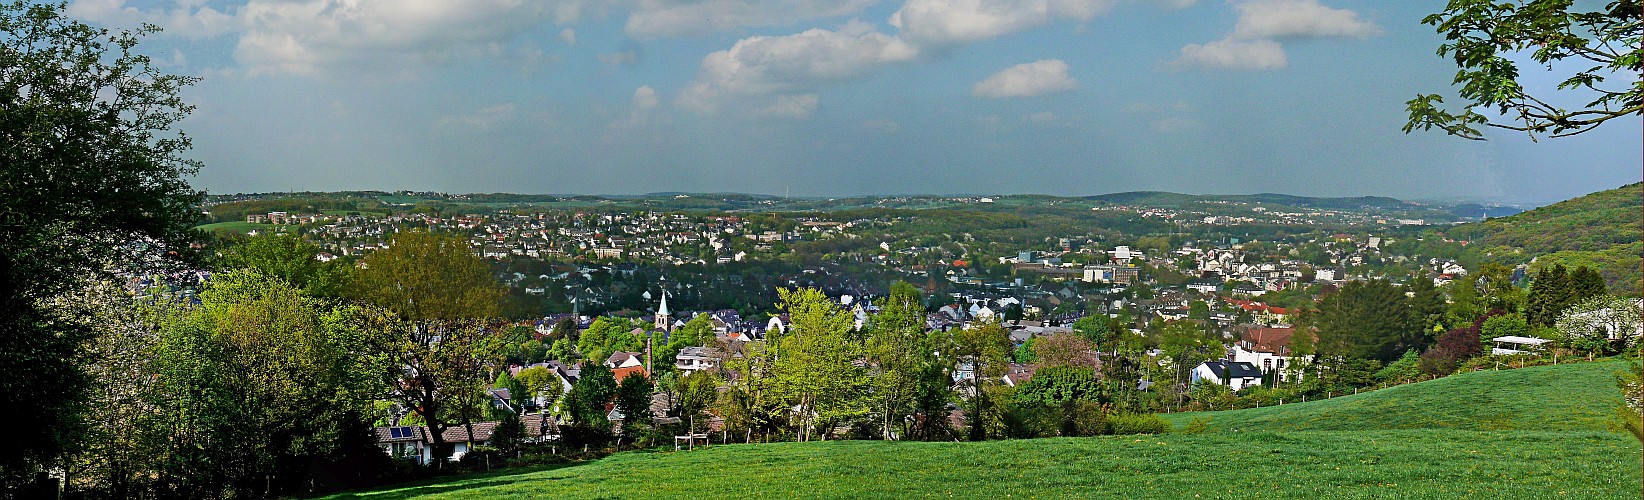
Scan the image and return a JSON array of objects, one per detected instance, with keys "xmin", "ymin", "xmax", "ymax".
[{"xmin": 655, "ymin": 284, "xmax": 672, "ymax": 332}]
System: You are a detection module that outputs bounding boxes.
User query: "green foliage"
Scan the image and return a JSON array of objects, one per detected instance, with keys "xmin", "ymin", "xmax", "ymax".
[
  {"xmin": 353, "ymin": 230, "xmax": 504, "ymax": 321},
  {"xmin": 217, "ymin": 233, "xmax": 351, "ymax": 299},
  {"xmin": 1374, "ymin": 350, "xmax": 1423, "ymax": 383},
  {"xmin": 571, "ymin": 364, "xmax": 617, "ymax": 427},
  {"xmin": 955, "ymin": 318, "xmax": 1013, "ymax": 441},
  {"xmin": 576, "ymin": 316, "xmax": 646, "ymax": 367},
  {"xmin": 615, "ymin": 373, "xmax": 654, "ymax": 430},
  {"xmin": 1315, "ymin": 280, "xmax": 1421, "ymax": 362},
  {"xmin": 1480, "ymin": 313, "xmax": 1530, "ymax": 345},
  {"xmin": 1444, "ymin": 183, "xmax": 1642, "ymax": 296},
  {"xmin": 1406, "ymin": 0, "xmax": 1641, "ymax": 140},
  {"xmin": 0, "ymin": 1, "xmax": 203, "ymax": 481},
  {"xmin": 145, "ymin": 270, "xmax": 382, "ymax": 497},
  {"xmin": 771, "ymin": 288, "xmax": 868, "ymax": 441},
  {"xmin": 494, "ymin": 371, "xmax": 527, "ymax": 410},
  {"xmin": 675, "ymin": 371, "xmax": 719, "ymax": 435},
  {"xmin": 1106, "ymin": 413, "xmax": 1169, "ymax": 435},
  {"xmin": 1617, "ymin": 355, "xmax": 1642, "ymax": 443}
]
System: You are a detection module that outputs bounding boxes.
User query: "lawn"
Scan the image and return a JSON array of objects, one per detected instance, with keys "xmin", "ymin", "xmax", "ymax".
[
  {"xmin": 325, "ymin": 360, "xmax": 1642, "ymax": 499},
  {"xmin": 1162, "ymin": 359, "xmax": 1629, "ymax": 433},
  {"xmin": 194, "ymin": 221, "xmax": 277, "ymax": 234}
]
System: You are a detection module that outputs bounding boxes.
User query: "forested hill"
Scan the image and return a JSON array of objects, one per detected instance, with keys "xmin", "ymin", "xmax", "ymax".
[{"xmin": 1445, "ymin": 183, "xmax": 1641, "ymax": 295}]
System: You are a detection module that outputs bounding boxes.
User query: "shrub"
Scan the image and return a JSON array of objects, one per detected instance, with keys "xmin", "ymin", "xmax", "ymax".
[
  {"xmin": 1177, "ymin": 417, "xmax": 1210, "ymax": 435},
  {"xmin": 1107, "ymin": 413, "xmax": 1168, "ymax": 435}
]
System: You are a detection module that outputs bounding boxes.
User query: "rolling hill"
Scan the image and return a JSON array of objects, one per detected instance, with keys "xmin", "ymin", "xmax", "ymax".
[
  {"xmin": 1444, "ymin": 183, "xmax": 1642, "ymax": 295},
  {"xmin": 326, "ymin": 361, "xmax": 1640, "ymax": 499}
]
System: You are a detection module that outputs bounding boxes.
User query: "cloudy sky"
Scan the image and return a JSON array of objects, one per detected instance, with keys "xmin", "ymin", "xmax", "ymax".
[{"xmin": 71, "ymin": 0, "xmax": 1640, "ymax": 204}]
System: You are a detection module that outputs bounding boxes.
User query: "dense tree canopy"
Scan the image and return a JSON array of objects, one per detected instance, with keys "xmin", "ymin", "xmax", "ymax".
[{"xmin": 0, "ymin": 1, "xmax": 202, "ymax": 485}]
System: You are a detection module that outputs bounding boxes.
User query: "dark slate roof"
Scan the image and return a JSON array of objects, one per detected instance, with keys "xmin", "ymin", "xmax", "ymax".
[{"xmin": 1205, "ymin": 360, "xmax": 1262, "ymax": 379}]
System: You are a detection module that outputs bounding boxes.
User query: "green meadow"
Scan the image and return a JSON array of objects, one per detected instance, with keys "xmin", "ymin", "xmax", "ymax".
[{"xmin": 326, "ymin": 361, "xmax": 1642, "ymax": 499}]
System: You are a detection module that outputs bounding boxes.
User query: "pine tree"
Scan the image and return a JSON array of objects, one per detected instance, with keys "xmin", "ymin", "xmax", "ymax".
[
  {"xmin": 1571, "ymin": 266, "xmax": 1608, "ymax": 302},
  {"xmin": 1526, "ymin": 264, "xmax": 1570, "ymax": 328}
]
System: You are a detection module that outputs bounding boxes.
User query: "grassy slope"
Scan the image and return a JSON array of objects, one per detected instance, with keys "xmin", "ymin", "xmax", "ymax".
[
  {"xmin": 1162, "ymin": 360, "xmax": 1626, "ymax": 433},
  {"xmin": 194, "ymin": 221, "xmax": 276, "ymax": 234},
  {"xmin": 328, "ymin": 361, "xmax": 1641, "ymax": 499}
]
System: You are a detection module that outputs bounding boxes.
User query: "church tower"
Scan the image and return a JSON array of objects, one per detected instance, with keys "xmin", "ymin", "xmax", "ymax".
[{"xmin": 654, "ymin": 287, "xmax": 671, "ymax": 332}]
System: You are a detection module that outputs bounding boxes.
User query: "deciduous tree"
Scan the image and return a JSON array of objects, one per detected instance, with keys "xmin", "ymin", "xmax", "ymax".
[{"xmin": 1406, "ymin": 0, "xmax": 1641, "ymax": 140}]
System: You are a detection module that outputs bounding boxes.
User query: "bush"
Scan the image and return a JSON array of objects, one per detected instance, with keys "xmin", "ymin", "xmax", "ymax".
[
  {"xmin": 1070, "ymin": 401, "xmax": 1109, "ymax": 437},
  {"xmin": 1177, "ymin": 417, "xmax": 1210, "ymax": 435},
  {"xmin": 1107, "ymin": 413, "xmax": 1168, "ymax": 435}
]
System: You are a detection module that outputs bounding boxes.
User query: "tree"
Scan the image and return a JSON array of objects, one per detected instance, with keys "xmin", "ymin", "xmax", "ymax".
[
  {"xmin": 1421, "ymin": 324, "xmax": 1484, "ymax": 376},
  {"xmin": 953, "ymin": 318, "xmax": 1011, "ymax": 440},
  {"xmin": 569, "ymin": 363, "xmax": 618, "ymax": 426},
  {"xmin": 676, "ymin": 371, "xmax": 719, "ymax": 438},
  {"xmin": 1, "ymin": 1, "xmax": 203, "ymax": 483},
  {"xmin": 769, "ymin": 288, "xmax": 866, "ymax": 441},
  {"xmin": 614, "ymin": 374, "xmax": 654, "ymax": 438},
  {"xmin": 1405, "ymin": 0, "xmax": 1641, "ymax": 140},
  {"xmin": 146, "ymin": 270, "xmax": 381, "ymax": 497},
  {"xmin": 353, "ymin": 230, "xmax": 503, "ymax": 321},
  {"xmin": 1556, "ymin": 295, "xmax": 1642, "ymax": 358},
  {"xmin": 515, "ymin": 365, "xmax": 560, "ymax": 410},
  {"xmin": 1408, "ymin": 277, "xmax": 1448, "ymax": 334},
  {"xmin": 1526, "ymin": 264, "xmax": 1574, "ymax": 328},
  {"xmin": 1480, "ymin": 313, "xmax": 1531, "ymax": 345},
  {"xmin": 865, "ymin": 282, "xmax": 937, "ymax": 440},
  {"xmin": 217, "ymin": 233, "xmax": 350, "ymax": 299},
  {"xmin": 1315, "ymin": 280, "xmax": 1421, "ymax": 362},
  {"xmin": 494, "ymin": 371, "xmax": 528, "ymax": 412},
  {"xmin": 361, "ymin": 315, "xmax": 511, "ymax": 465},
  {"xmin": 1032, "ymin": 334, "xmax": 1100, "ymax": 370}
]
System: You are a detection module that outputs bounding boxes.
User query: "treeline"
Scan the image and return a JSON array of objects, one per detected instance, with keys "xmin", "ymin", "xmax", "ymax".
[{"xmin": 204, "ymin": 197, "xmax": 384, "ymax": 223}]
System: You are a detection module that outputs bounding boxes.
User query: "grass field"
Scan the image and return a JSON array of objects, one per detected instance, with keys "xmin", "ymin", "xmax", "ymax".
[
  {"xmin": 326, "ymin": 360, "xmax": 1642, "ymax": 499},
  {"xmin": 1162, "ymin": 359, "xmax": 1629, "ymax": 433},
  {"xmin": 194, "ymin": 221, "xmax": 277, "ymax": 234}
]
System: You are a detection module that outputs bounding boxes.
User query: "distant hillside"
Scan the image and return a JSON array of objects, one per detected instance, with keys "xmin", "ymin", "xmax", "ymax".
[
  {"xmin": 1164, "ymin": 360, "xmax": 1626, "ymax": 433},
  {"xmin": 1445, "ymin": 183, "xmax": 1641, "ymax": 295}
]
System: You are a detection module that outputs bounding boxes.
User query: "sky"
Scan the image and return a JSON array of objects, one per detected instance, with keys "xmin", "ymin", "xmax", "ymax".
[{"xmin": 67, "ymin": 0, "xmax": 1642, "ymax": 204}]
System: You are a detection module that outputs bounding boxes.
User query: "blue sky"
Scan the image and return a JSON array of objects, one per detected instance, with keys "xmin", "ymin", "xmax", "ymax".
[{"xmin": 69, "ymin": 0, "xmax": 1641, "ymax": 204}]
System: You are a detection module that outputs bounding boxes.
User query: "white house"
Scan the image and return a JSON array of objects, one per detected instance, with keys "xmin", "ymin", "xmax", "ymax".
[
  {"xmin": 1228, "ymin": 327, "xmax": 1311, "ymax": 382},
  {"xmin": 675, "ymin": 346, "xmax": 723, "ymax": 374},
  {"xmin": 1191, "ymin": 360, "xmax": 1263, "ymax": 392}
]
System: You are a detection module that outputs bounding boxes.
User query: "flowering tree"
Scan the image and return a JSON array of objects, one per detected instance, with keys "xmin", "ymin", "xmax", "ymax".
[{"xmin": 1556, "ymin": 295, "xmax": 1642, "ymax": 358}]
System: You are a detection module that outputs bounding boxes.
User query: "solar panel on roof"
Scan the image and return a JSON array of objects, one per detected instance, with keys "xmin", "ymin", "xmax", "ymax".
[{"xmin": 390, "ymin": 427, "xmax": 405, "ymax": 438}]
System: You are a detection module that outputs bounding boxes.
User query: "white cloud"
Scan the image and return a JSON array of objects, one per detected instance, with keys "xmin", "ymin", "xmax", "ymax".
[
  {"xmin": 559, "ymin": 28, "xmax": 577, "ymax": 45},
  {"xmin": 760, "ymin": 94, "xmax": 819, "ymax": 118},
  {"xmin": 1171, "ymin": 0, "xmax": 1376, "ymax": 71},
  {"xmin": 1172, "ymin": 38, "xmax": 1286, "ymax": 70},
  {"xmin": 1231, "ymin": 0, "xmax": 1381, "ymax": 40},
  {"xmin": 890, "ymin": 0, "xmax": 1116, "ymax": 46},
  {"xmin": 438, "ymin": 103, "xmax": 517, "ymax": 132},
  {"xmin": 633, "ymin": 86, "xmax": 660, "ymax": 110},
  {"xmin": 624, "ymin": 0, "xmax": 880, "ymax": 37},
  {"xmin": 971, "ymin": 59, "xmax": 1077, "ymax": 98},
  {"xmin": 599, "ymin": 50, "xmax": 639, "ymax": 65},
  {"xmin": 67, "ymin": 0, "xmax": 239, "ymax": 38},
  {"xmin": 859, "ymin": 118, "xmax": 900, "ymax": 134},
  {"xmin": 678, "ymin": 23, "xmax": 917, "ymax": 113},
  {"xmin": 234, "ymin": 0, "xmax": 567, "ymax": 76}
]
